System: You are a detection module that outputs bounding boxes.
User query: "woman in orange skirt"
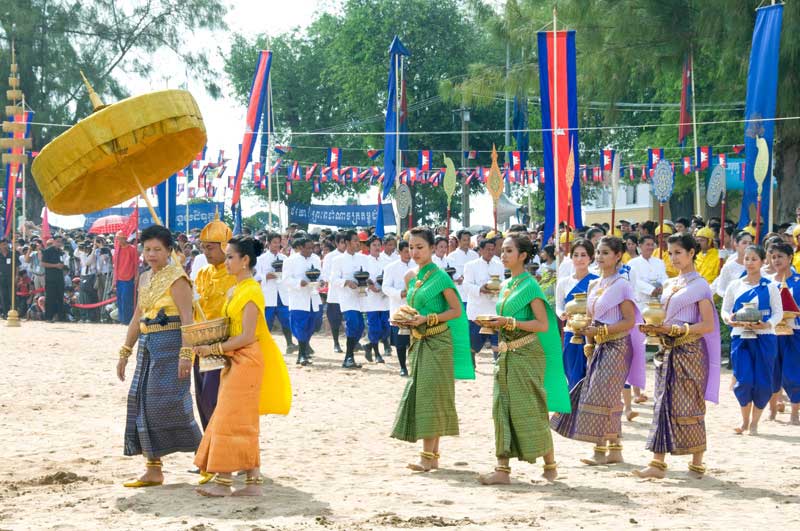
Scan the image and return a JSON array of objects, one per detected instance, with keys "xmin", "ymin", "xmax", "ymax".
[{"xmin": 193, "ymin": 236, "xmax": 292, "ymax": 497}]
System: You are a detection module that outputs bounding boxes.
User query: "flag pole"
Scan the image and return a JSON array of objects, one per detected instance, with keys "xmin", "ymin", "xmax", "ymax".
[
  {"xmin": 185, "ymin": 173, "xmax": 190, "ymax": 233},
  {"xmin": 21, "ymin": 94, "xmax": 26, "ymax": 239},
  {"xmin": 395, "ymin": 53, "xmax": 402, "ymax": 230},
  {"xmin": 690, "ymin": 49, "xmax": 702, "ymax": 217},
  {"xmin": 266, "ymin": 74, "xmax": 273, "ymax": 229},
  {"xmin": 552, "ymin": 6, "xmax": 560, "ymax": 271}
]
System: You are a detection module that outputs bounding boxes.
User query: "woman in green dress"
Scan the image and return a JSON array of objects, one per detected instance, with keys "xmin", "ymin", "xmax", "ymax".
[
  {"xmin": 479, "ymin": 233, "xmax": 571, "ymax": 484},
  {"xmin": 390, "ymin": 227, "xmax": 475, "ymax": 472}
]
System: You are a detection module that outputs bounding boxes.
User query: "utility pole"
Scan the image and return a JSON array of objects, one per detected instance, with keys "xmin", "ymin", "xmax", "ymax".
[{"xmin": 461, "ymin": 107, "xmax": 470, "ymax": 227}]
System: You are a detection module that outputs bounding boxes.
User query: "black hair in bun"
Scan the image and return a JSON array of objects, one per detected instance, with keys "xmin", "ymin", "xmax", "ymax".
[{"xmin": 228, "ymin": 235, "xmax": 264, "ymax": 269}]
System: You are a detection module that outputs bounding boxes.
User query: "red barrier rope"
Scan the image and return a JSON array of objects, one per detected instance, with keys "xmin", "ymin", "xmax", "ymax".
[{"xmin": 71, "ymin": 297, "xmax": 117, "ymax": 309}]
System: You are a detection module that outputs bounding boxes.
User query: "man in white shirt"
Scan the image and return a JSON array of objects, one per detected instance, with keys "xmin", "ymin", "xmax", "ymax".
[
  {"xmin": 75, "ymin": 242, "xmax": 98, "ymax": 322},
  {"xmin": 331, "ymin": 229, "xmax": 369, "ymax": 368},
  {"xmin": 382, "ymin": 240, "xmax": 415, "ymax": 376},
  {"xmin": 321, "ymin": 232, "xmax": 347, "ymax": 353},
  {"xmin": 463, "ymin": 238, "xmax": 505, "ymax": 361},
  {"xmin": 363, "ymin": 235, "xmax": 391, "ymax": 363},
  {"xmin": 432, "ymin": 236, "xmax": 449, "ymax": 269},
  {"xmin": 254, "ymin": 231, "xmax": 297, "ymax": 352},
  {"xmin": 626, "ymin": 234, "xmax": 667, "ymax": 310},
  {"xmin": 380, "ymin": 234, "xmax": 398, "ymax": 263},
  {"xmin": 447, "ymin": 229, "xmax": 478, "ymax": 301},
  {"xmin": 283, "ymin": 236, "xmax": 322, "ymax": 366}
]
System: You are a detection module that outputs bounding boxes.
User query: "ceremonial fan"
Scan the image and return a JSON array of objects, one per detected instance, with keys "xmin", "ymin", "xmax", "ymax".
[
  {"xmin": 487, "ymin": 145, "xmax": 504, "ymax": 231},
  {"xmin": 609, "ymin": 147, "xmax": 620, "ymax": 235},
  {"xmin": 706, "ymin": 164, "xmax": 726, "ymax": 268},
  {"xmin": 564, "ymin": 141, "xmax": 576, "ymax": 246},
  {"xmin": 651, "ymin": 159, "xmax": 675, "ymax": 250},
  {"xmin": 443, "ymin": 154, "xmax": 457, "ymax": 236},
  {"xmin": 753, "ymin": 136, "xmax": 770, "ymax": 243}
]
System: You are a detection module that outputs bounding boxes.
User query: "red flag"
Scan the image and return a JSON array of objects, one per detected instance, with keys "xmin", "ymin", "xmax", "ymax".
[
  {"xmin": 718, "ymin": 153, "xmax": 727, "ymax": 168},
  {"xmin": 41, "ymin": 208, "xmax": 52, "ymax": 241}
]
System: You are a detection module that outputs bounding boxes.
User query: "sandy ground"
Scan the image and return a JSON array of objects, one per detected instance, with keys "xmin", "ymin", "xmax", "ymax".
[{"xmin": 2, "ymin": 322, "xmax": 800, "ymax": 530}]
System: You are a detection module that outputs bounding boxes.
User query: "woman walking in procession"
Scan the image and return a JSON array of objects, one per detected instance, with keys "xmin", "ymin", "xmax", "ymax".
[
  {"xmin": 390, "ymin": 227, "xmax": 475, "ymax": 472},
  {"xmin": 721, "ymin": 245, "xmax": 782, "ymax": 436},
  {"xmin": 550, "ymin": 236, "xmax": 646, "ymax": 466},
  {"xmin": 117, "ymin": 225, "xmax": 201, "ymax": 488},
  {"xmin": 556, "ymin": 239, "xmax": 598, "ymax": 390},
  {"xmin": 633, "ymin": 233, "xmax": 720, "ymax": 479},
  {"xmin": 193, "ymin": 236, "xmax": 292, "ymax": 496},
  {"xmin": 478, "ymin": 233, "xmax": 570, "ymax": 485}
]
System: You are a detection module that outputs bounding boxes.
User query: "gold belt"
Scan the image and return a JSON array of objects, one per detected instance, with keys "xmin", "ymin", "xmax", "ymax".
[
  {"xmin": 665, "ymin": 333, "xmax": 702, "ymax": 348},
  {"xmin": 411, "ymin": 323, "xmax": 448, "ymax": 339},
  {"xmin": 594, "ymin": 331, "xmax": 628, "ymax": 345},
  {"xmin": 498, "ymin": 333, "xmax": 537, "ymax": 353},
  {"xmin": 139, "ymin": 321, "xmax": 182, "ymax": 334}
]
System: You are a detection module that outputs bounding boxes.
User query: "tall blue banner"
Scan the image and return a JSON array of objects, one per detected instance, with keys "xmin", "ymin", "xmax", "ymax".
[
  {"xmin": 738, "ymin": 4, "xmax": 783, "ymax": 239},
  {"xmin": 84, "ymin": 202, "xmax": 223, "ymax": 232},
  {"xmin": 288, "ymin": 203, "xmax": 396, "ymax": 228},
  {"xmin": 156, "ymin": 174, "xmax": 178, "ymax": 229},
  {"xmin": 382, "ymin": 36, "xmax": 410, "ymax": 200}
]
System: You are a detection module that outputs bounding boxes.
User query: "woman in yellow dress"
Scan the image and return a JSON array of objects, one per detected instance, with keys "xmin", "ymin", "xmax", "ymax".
[
  {"xmin": 117, "ymin": 225, "xmax": 200, "ymax": 488},
  {"xmin": 193, "ymin": 236, "xmax": 292, "ymax": 496}
]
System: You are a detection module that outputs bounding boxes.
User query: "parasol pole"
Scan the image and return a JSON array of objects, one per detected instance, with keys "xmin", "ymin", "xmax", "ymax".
[
  {"xmin": 720, "ymin": 169, "xmax": 727, "ymax": 269},
  {"xmin": 185, "ymin": 174, "xmax": 190, "ymax": 233},
  {"xmin": 552, "ymin": 6, "xmax": 561, "ymax": 269},
  {"xmin": 267, "ymin": 75, "xmax": 273, "ymax": 229},
  {"xmin": 690, "ymin": 48, "xmax": 702, "ymax": 217},
  {"xmin": 129, "ymin": 167, "xmax": 162, "ymax": 225},
  {"xmin": 21, "ymin": 93, "xmax": 26, "ymax": 239}
]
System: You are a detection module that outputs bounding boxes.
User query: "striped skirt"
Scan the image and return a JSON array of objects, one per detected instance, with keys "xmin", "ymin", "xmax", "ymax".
[
  {"xmin": 494, "ymin": 338, "xmax": 552, "ymax": 462},
  {"xmin": 390, "ymin": 326, "xmax": 459, "ymax": 442},
  {"xmin": 124, "ymin": 328, "xmax": 202, "ymax": 459},
  {"xmin": 646, "ymin": 339, "xmax": 707, "ymax": 455},
  {"xmin": 550, "ymin": 335, "xmax": 631, "ymax": 444}
]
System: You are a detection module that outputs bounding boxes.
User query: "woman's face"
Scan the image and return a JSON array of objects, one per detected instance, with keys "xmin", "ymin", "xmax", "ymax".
[
  {"xmin": 142, "ymin": 238, "xmax": 169, "ymax": 270},
  {"xmin": 668, "ymin": 242, "xmax": 694, "ymax": 270},
  {"xmin": 594, "ymin": 243, "xmax": 620, "ymax": 271},
  {"xmin": 435, "ymin": 240, "xmax": 448, "ymax": 257},
  {"xmin": 224, "ymin": 243, "xmax": 248, "ymax": 275},
  {"xmin": 571, "ymin": 245, "xmax": 592, "ymax": 270},
  {"xmin": 625, "ymin": 239, "xmax": 637, "ymax": 255},
  {"xmin": 500, "ymin": 237, "xmax": 525, "ymax": 269},
  {"xmin": 743, "ymin": 249, "xmax": 763, "ymax": 274},
  {"xmin": 771, "ymin": 250, "xmax": 790, "ymax": 273},
  {"xmin": 736, "ymin": 236, "xmax": 753, "ymax": 256},
  {"xmin": 409, "ymin": 236, "xmax": 432, "ymax": 264}
]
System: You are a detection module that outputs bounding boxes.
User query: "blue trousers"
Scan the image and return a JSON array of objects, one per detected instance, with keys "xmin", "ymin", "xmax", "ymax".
[
  {"xmin": 290, "ymin": 309, "xmax": 316, "ymax": 343},
  {"xmin": 732, "ymin": 334, "xmax": 777, "ymax": 409},
  {"xmin": 562, "ymin": 332, "xmax": 587, "ymax": 390},
  {"xmin": 116, "ymin": 279, "xmax": 135, "ymax": 325},
  {"xmin": 469, "ymin": 320, "xmax": 498, "ymax": 352},
  {"xmin": 776, "ymin": 333, "xmax": 800, "ymax": 403},
  {"xmin": 343, "ymin": 310, "xmax": 365, "ymax": 339},
  {"xmin": 265, "ymin": 294, "xmax": 291, "ymax": 332},
  {"xmin": 366, "ymin": 311, "xmax": 390, "ymax": 343}
]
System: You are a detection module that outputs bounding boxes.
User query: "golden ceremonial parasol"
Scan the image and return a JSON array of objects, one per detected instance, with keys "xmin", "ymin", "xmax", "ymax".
[
  {"xmin": 486, "ymin": 145, "xmax": 504, "ymax": 230},
  {"xmin": 31, "ymin": 73, "xmax": 206, "ymax": 218},
  {"xmin": 442, "ymin": 154, "xmax": 457, "ymax": 236}
]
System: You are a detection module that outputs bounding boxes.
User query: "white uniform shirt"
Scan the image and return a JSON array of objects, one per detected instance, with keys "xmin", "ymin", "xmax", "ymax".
[
  {"xmin": 255, "ymin": 249, "xmax": 285, "ymax": 307},
  {"xmin": 382, "ymin": 258, "xmax": 416, "ymax": 314},
  {"xmin": 432, "ymin": 254, "xmax": 449, "ymax": 269},
  {"xmin": 380, "ymin": 250, "xmax": 398, "ymax": 263},
  {"xmin": 721, "ymin": 277, "xmax": 782, "ymax": 336},
  {"xmin": 190, "ymin": 253, "xmax": 208, "ymax": 281},
  {"xmin": 557, "ymin": 256, "xmax": 573, "ymax": 279},
  {"xmin": 283, "ymin": 252, "xmax": 322, "ymax": 312},
  {"xmin": 463, "ymin": 256, "xmax": 505, "ymax": 320},
  {"xmin": 713, "ymin": 258, "xmax": 745, "ymax": 298},
  {"xmin": 321, "ymin": 248, "xmax": 342, "ymax": 304},
  {"xmin": 331, "ymin": 251, "xmax": 369, "ymax": 312},
  {"xmin": 446, "ymin": 248, "xmax": 479, "ymax": 300},
  {"xmin": 362, "ymin": 254, "xmax": 391, "ymax": 312},
  {"xmin": 627, "ymin": 255, "xmax": 668, "ymax": 309}
]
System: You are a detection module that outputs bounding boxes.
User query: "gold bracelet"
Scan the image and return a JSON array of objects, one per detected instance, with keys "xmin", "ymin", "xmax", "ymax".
[
  {"xmin": 504, "ymin": 317, "xmax": 516, "ymax": 331},
  {"xmin": 119, "ymin": 345, "xmax": 133, "ymax": 359},
  {"xmin": 683, "ymin": 323, "xmax": 691, "ymax": 337},
  {"xmin": 212, "ymin": 342, "xmax": 225, "ymax": 357},
  {"xmin": 669, "ymin": 324, "xmax": 680, "ymax": 337},
  {"xmin": 179, "ymin": 347, "xmax": 193, "ymax": 361},
  {"xmin": 427, "ymin": 313, "xmax": 439, "ymax": 327}
]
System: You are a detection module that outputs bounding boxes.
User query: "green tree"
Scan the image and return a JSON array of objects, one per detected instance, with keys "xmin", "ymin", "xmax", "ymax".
[
  {"xmin": 447, "ymin": 0, "xmax": 800, "ymax": 223},
  {"xmin": 224, "ymin": 0, "xmax": 505, "ymax": 227},
  {"xmin": 0, "ymin": 0, "xmax": 227, "ymax": 221}
]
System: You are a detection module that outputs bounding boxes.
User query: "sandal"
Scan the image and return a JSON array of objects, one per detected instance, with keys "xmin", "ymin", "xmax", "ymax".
[
  {"xmin": 123, "ymin": 459, "xmax": 163, "ymax": 488},
  {"xmin": 198, "ymin": 470, "xmax": 214, "ymax": 485}
]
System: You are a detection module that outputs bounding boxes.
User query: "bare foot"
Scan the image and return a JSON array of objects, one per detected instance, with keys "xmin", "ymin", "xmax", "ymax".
[
  {"xmin": 734, "ymin": 423, "xmax": 749, "ymax": 435},
  {"xmin": 687, "ymin": 469, "xmax": 705, "ymax": 479},
  {"xmin": 232, "ymin": 484, "xmax": 263, "ymax": 496},
  {"xmin": 196, "ymin": 484, "xmax": 232, "ymax": 497},
  {"xmin": 632, "ymin": 466, "xmax": 665, "ymax": 479},
  {"xmin": 777, "ymin": 402, "xmax": 786, "ymax": 413},
  {"xmin": 634, "ymin": 395, "xmax": 648, "ymax": 404},
  {"xmin": 407, "ymin": 456, "xmax": 434, "ymax": 472},
  {"xmin": 606, "ymin": 450, "xmax": 624, "ymax": 464},
  {"xmin": 790, "ymin": 413, "xmax": 800, "ymax": 426},
  {"xmin": 541, "ymin": 467, "xmax": 558, "ymax": 482},
  {"xmin": 749, "ymin": 424, "xmax": 759, "ymax": 436},
  {"xmin": 768, "ymin": 409, "xmax": 778, "ymax": 421},
  {"xmin": 478, "ymin": 470, "xmax": 511, "ymax": 485},
  {"xmin": 625, "ymin": 409, "xmax": 639, "ymax": 422},
  {"xmin": 580, "ymin": 451, "xmax": 607, "ymax": 466}
]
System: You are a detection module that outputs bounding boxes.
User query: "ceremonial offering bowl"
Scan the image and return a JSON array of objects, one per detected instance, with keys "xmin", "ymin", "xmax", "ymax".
[
  {"xmin": 391, "ymin": 305, "xmax": 419, "ymax": 336},
  {"xmin": 306, "ymin": 267, "xmax": 321, "ymax": 292},
  {"xmin": 776, "ymin": 311, "xmax": 799, "ymax": 336},
  {"xmin": 734, "ymin": 302, "xmax": 762, "ymax": 339},
  {"xmin": 376, "ymin": 274, "xmax": 384, "ymax": 287},
  {"xmin": 444, "ymin": 264, "xmax": 456, "ymax": 278},
  {"xmin": 272, "ymin": 258, "xmax": 284, "ymax": 280},
  {"xmin": 642, "ymin": 297, "xmax": 667, "ymax": 346},
  {"xmin": 485, "ymin": 275, "xmax": 502, "ymax": 297},
  {"xmin": 354, "ymin": 267, "xmax": 370, "ymax": 296},
  {"xmin": 475, "ymin": 314, "xmax": 499, "ymax": 335},
  {"xmin": 565, "ymin": 293, "xmax": 589, "ymax": 344},
  {"xmin": 181, "ymin": 317, "xmax": 230, "ymax": 372},
  {"xmin": 504, "ymin": 269, "xmax": 512, "ymax": 279}
]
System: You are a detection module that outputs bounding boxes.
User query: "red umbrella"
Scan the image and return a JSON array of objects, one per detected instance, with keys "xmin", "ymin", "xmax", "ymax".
[{"xmin": 88, "ymin": 215, "xmax": 128, "ymax": 234}]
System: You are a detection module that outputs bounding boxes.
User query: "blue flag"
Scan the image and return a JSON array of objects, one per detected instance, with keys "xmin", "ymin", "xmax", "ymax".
[
  {"xmin": 738, "ymin": 4, "xmax": 783, "ymax": 239},
  {"xmin": 156, "ymin": 174, "xmax": 178, "ymax": 230},
  {"xmin": 382, "ymin": 36, "xmax": 410, "ymax": 200}
]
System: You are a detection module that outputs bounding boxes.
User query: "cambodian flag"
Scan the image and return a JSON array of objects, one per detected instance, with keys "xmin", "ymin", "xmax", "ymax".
[
  {"xmin": 313, "ymin": 178, "xmax": 321, "ymax": 194},
  {"xmin": 629, "ymin": 165, "xmax": 635, "ymax": 181},
  {"xmin": 696, "ymin": 145, "xmax": 712, "ymax": 170},
  {"xmin": 601, "ymin": 149, "xmax": 614, "ymax": 172},
  {"xmin": 511, "ymin": 151, "xmax": 522, "ymax": 171},
  {"xmin": 367, "ymin": 149, "xmax": 383, "ymax": 160},
  {"xmin": 274, "ymin": 145, "xmax": 292, "ymax": 155},
  {"xmin": 647, "ymin": 148, "xmax": 664, "ymax": 170},
  {"xmin": 231, "ymin": 50, "xmax": 272, "ymax": 206},
  {"xmin": 683, "ymin": 157, "xmax": 692, "ymax": 175},
  {"xmin": 285, "ymin": 180, "xmax": 292, "ymax": 195},
  {"xmin": 305, "ymin": 163, "xmax": 318, "ymax": 181},
  {"xmin": 465, "ymin": 150, "xmax": 477, "ymax": 160},
  {"xmin": 718, "ymin": 153, "xmax": 727, "ymax": 168},
  {"xmin": 328, "ymin": 147, "xmax": 341, "ymax": 182},
  {"xmin": 408, "ymin": 167, "xmax": 417, "ymax": 184},
  {"xmin": 270, "ymin": 158, "xmax": 282, "ymax": 175},
  {"xmin": 419, "ymin": 150, "xmax": 432, "ymax": 171},
  {"xmin": 537, "ymin": 29, "xmax": 582, "ymax": 239}
]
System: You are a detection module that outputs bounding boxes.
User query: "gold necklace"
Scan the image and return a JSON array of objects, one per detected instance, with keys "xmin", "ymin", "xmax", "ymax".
[{"xmin": 500, "ymin": 273, "xmax": 528, "ymax": 312}]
